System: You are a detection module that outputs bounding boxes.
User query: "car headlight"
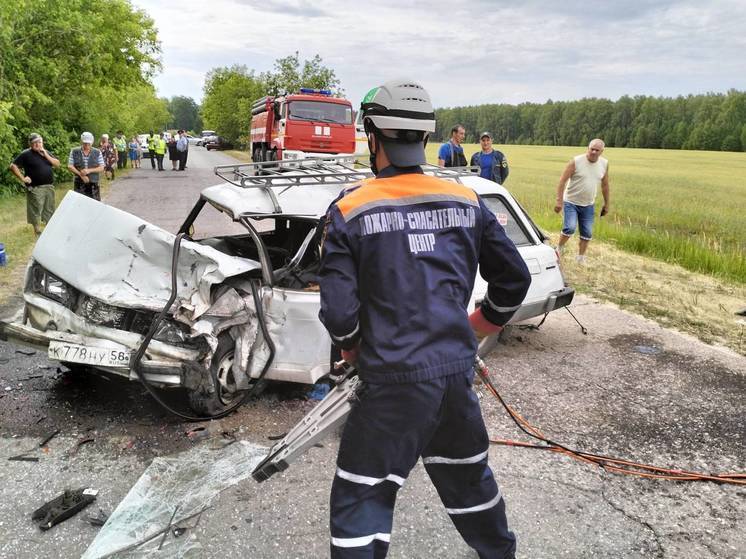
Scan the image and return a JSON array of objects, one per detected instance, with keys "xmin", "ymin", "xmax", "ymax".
[
  {"xmin": 31, "ymin": 265, "xmax": 77, "ymax": 308},
  {"xmin": 78, "ymin": 296, "xmax": 127, "ymax": 329}
]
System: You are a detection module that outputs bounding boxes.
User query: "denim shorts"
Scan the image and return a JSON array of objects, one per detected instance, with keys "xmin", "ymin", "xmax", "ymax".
[{"xmin": 561, "ymin": 202, "xmax": 595, "ymax": 240}]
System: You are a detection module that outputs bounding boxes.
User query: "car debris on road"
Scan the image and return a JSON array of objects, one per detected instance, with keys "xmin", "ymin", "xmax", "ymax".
[{"xmin": 32, "ymin": 488, "xmax": 98, "ymax": 530}]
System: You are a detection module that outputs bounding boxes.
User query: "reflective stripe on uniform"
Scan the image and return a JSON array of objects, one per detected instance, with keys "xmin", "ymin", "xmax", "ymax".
[
  {"xmin": 336, "ymin": 467, "xmax": 405, "ymax": 487},
  {"xmin": 336, "ymin": 174, "xmax": 479, "ymax": 222},
  {"xmin": 331, "ymin": 532, "xmax": 391, "ymax": 548},
  {"xmin": 344, "ymin": 193, "xmax": 479, "ymax": 222},
  {"xmin": 331, "ymin": 322, "xmax": 360, "ymax": 343},
  {"xmin": 422, "ymin": 449, "xmax": 488, "ymax": 465},
  {"xmin": 445, "ymin": 488, "xmax": 502, "ymax": 515},
  {"xmin": 483, "ymin": 292, "xmax": 521, "ymax": 313}
]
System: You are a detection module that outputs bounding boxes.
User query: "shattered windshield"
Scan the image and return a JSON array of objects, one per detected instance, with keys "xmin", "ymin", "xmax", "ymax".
[{"xmin": 288, "ymin": 101, "xmax": 352, "ymax": 125}]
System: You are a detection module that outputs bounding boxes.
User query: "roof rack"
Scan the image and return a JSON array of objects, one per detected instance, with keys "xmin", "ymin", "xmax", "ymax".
[
  {"xmin": 215, "ymin": 156, "xmax": 479, "ymax": 188},
  {"xmin": 213, "ymin": 156, "xmax": 480, "ymax": 212},
  {"xmin": 214, "ymin": 156, "xmax": 371, "ymax": 188}
]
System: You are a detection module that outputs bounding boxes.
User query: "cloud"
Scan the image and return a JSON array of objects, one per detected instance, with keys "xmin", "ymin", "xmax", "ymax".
[
  {"xmin": 231, "ymin": 0, "xmax": 328, "ymax": 17},
  {"xmin": 132, "ymin": 0, "xmax": 746, "ymax": 108}
]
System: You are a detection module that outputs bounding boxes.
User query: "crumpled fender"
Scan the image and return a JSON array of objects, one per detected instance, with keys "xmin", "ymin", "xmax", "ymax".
[{"xmin": 32, "ymin": 192, "xmax": 261, "ymax": 317}]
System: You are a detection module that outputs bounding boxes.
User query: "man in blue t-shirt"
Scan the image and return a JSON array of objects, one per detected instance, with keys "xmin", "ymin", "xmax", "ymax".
[
  {"xmin": 437, "ymin": 124, "xmax": 467, "ymax": 167},
  {"xmin": 470, "ymin": 131, "xmax": 509, "ymax": 184}
]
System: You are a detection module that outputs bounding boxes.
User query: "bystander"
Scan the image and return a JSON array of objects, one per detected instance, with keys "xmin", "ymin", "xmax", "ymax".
[
  {"xmin": 99, "ymin": 134, "xmax": 118, "ymax": 180},
  {"xmin": 553, "ymin": 138, "xmax": 611, "ymax": 263},
  {"xmin": 9, "ymin": 133, "xmax": 60, "ymax": 235},
  {"xmin": 67, "ymin": 132, "xmax": 105, "ymax": 200},
  {"xmin": 437, "ymin": 124, "xmax": 467, "ymax": 167},
  {"xmin": 113, "ymin": 131, "xmax": 127, "ymax": 169},
  {"xmin": 470, "ymin": 132, "xmax": 509, "ymax": 184},
  {"xmin": 176, "ymin": 130, "xmax": 189, "ymax": 171}
]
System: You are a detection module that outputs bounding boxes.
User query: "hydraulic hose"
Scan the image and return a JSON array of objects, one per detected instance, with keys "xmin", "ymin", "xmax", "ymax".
[
  {"xmin": 475, "ymin": 358, "xmax": 746, "ymax": 485},
  {"xmin": 130, "ymin": 232, "xmax": 275, "ymax": 422}
]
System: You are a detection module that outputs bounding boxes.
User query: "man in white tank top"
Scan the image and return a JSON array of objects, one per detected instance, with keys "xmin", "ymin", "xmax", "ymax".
[{"xmin": 553, "ymin": 139, "xmax": 610, "ymax": 263}]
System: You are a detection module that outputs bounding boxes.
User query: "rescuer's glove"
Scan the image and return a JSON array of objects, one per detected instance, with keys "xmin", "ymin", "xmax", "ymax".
[
  {"xmin": 341, "ymin": 345, "xmax": 360, "ymax": 366},
  {"xmin": 469, "ymin": 308, "xmax": 504, "ymax": 340}
]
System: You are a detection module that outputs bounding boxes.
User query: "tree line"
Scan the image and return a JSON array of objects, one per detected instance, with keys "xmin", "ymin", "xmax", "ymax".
[{"xmin": 434, "ymin": 90, "xmax": 746, "ymax": 151}]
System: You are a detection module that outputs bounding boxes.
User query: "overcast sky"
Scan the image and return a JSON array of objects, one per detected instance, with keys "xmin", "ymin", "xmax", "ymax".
[{"xmin": 131, "ymin": 0, "xmax": 746, "ymax": 108}]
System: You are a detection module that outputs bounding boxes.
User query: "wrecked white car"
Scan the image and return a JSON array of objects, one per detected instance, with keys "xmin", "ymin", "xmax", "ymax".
[{"xmin": 0, "ymin": 157, "xmax": 573, "ymax": 417}]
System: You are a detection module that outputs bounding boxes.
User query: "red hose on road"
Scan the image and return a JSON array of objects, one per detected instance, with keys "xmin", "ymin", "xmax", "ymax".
[{"xmin": 475, "ymin": 357, "xmax": 745, "ymax": 486}]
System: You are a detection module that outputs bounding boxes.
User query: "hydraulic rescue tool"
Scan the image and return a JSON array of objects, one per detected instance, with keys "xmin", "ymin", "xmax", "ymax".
[
  {"xmin": 251, "ymin": 340, "xmax": 500, "ymax": 483},
  {"xmin": 252, "ymin": 359, "xmax": 364, "ymax": 482}
]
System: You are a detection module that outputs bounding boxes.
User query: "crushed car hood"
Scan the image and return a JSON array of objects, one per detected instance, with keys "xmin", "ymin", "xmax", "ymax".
[{"xmin": 33, "ymin": 192, "xmax": 260, "ymax": 316}]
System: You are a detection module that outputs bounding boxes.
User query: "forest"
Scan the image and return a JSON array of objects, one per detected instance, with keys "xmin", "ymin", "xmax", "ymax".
[{"xmin": 434, "ymin": 90, "xmax": 746, "ymax": 152}]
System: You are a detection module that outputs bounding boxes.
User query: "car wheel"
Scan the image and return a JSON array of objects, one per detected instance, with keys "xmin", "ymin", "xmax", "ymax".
[
  {"xmin": 265, "ymin": 149, "xmax": 278, "ymax": 169},
  {"xmin": 186, "ymin": 333, "xmax": 266, "ymax": 416}
]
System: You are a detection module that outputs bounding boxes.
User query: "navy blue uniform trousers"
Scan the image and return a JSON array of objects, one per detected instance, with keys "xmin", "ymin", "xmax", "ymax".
[{"xmin": 330, "ymin": 370, "xmax": 516, "ymax": 558}]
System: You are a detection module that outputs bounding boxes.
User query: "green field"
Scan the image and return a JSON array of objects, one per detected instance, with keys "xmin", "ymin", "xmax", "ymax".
[{"xmin": 426, "ymin": 144, "xmax": 746, "ymax": 284}]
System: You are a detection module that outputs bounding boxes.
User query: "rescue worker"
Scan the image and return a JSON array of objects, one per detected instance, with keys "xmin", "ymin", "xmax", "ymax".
[
  {"xmin": 147, "ymin": 131, "xmax": 156, "ymax": 169},
  {"xmin": 318, "ymin": 79, "xmax": 531, "ymax": 559},
  {"xmin": 153, "ymin": 132, "xmax": 167, "ymax": 171}
]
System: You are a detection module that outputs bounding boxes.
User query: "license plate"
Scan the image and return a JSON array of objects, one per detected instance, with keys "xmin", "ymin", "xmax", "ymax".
[{"xmin": 48, "ymin": 341, "xmax": 131, "ymax": 367}]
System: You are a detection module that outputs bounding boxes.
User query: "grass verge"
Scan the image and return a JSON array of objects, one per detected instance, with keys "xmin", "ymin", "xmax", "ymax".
[
  {"xmin": 223, "ymin": 149, "xmax": 251, "ymax": 163},
  {"xmin": 553, "ymin": 234, "xmax": 746, "ymax": 356}
]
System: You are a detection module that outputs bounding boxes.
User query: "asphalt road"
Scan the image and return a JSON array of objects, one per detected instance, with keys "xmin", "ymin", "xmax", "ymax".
[{"xmin": 0, "ymin": 147, "xmax": 744, "ymax": 558}]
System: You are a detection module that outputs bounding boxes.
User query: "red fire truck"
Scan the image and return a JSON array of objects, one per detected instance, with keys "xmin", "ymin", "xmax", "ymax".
[{"xmin": 249, "ymin": 88, "xmax": 355, "ymax": 162}]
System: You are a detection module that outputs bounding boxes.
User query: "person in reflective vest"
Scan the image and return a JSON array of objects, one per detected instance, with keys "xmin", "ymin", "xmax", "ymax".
[
  {"xmin": 153, "ymin": 133, "xmax": 167, "ymax": 171},
  {"xmin": 147, "ymin": 131, "xmax": 156, "ymax": 169},
  {"xmin": 318, "ymin": 79, "xmax": 531, "ymax": 559}
]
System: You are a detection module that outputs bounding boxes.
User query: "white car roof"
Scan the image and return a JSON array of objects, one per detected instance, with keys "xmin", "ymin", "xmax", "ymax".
[{"xmin": 201, "ymin": 162, "xmax": 514, "ymax": 220}]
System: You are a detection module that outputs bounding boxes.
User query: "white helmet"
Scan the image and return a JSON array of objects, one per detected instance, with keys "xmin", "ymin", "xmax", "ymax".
[
  {"xmin": 361, "ymin": 79, "xmax": 435, "ymax": 167},
  {"xmin": 81, "ymin": 131, "xmax": 94, "ymax": 144}
]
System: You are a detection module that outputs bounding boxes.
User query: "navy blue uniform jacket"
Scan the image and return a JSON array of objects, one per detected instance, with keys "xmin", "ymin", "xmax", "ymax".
[{"xmin": 318, "ymin": 167, "xmax": 531, "ymax": 384}]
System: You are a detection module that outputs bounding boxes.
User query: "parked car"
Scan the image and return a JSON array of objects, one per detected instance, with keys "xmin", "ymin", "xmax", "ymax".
[
  {"xmin": 137, "ymin": 133, "xmax": 151, "ymax": 156},
  {"xmin": 204, "ymin": 136, "xmax": 233, "ymax": 151},
  {"xmin": 197, "ymin": 130, "xmax": 216, "ymax": 146},
  {"xmin": 0, "ymin": 157, "xmax": 573, "ymax": 417}
]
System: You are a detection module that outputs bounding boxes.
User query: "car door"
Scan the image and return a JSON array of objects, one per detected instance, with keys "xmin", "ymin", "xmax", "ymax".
[{"xmin": 471, "ymin": 194, "xmax": 565, "ymax": 319}]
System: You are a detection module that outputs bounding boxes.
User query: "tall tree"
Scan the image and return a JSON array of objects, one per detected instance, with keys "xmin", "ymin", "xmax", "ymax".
[
  {"xmin": 168, "ymin": 96, "xmax": 202, "ymax": 132},
  {"xmin": 261, "ymin": 52, "xmax": 342, "ymax": 96},
  {"xmin": 201, "ymin": 65, "xmax": 264, "ymax": 144}
]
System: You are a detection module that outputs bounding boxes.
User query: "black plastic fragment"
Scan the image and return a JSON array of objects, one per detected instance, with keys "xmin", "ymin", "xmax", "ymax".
[{"xmin": 32, "ymin": 488, "xmax": 97, "ymax": 530}]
